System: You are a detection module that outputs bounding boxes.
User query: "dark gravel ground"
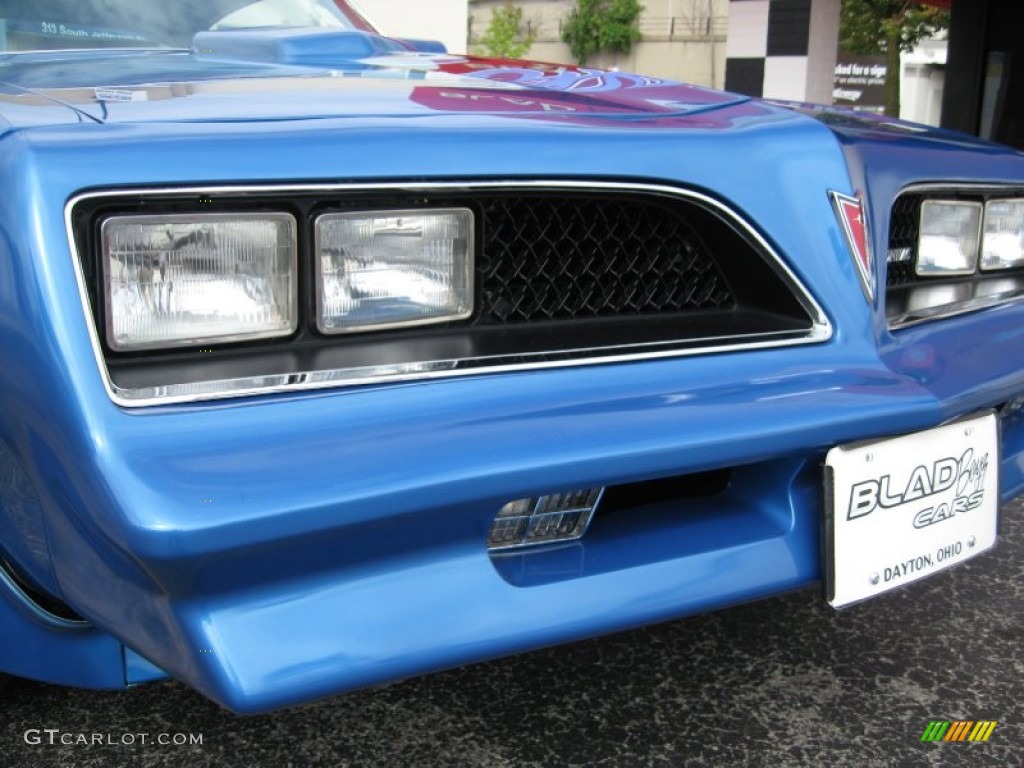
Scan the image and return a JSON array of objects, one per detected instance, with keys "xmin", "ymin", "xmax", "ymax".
[{"xmin": 2, "ymin": 498, "xmax": 1021, "ymax": 768}]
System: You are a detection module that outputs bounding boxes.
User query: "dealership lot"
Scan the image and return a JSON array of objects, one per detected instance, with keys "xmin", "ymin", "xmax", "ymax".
[{"xmin": 2, "ymin": 497, "xmax": 1019, "ymax": 767}]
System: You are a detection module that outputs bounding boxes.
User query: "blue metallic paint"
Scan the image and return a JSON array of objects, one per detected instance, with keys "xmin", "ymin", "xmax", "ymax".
[
  {"xmin": 0, "ymin": 565, "xmax": 124, "ymax": 688},
  {"xmin": 0, "ymin": 36, "xmax": 1022, "ymax": 711}
]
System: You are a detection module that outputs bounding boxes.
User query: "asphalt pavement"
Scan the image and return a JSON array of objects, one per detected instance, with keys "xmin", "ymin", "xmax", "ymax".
[{"xmin": 2, "ymin": 498, "xmax": 1021, "ymax": 768}]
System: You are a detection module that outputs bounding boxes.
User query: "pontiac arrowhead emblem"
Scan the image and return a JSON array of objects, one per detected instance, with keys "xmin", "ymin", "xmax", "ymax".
[{"xmin": 831, "ymin": 191, "xmax": 874, "ymax": 302}]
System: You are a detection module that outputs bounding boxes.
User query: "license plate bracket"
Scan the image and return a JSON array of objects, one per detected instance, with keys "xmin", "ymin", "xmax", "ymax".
[{"xmin": 824, "ymin": 412, "xmax": 999, "ymax": 609}]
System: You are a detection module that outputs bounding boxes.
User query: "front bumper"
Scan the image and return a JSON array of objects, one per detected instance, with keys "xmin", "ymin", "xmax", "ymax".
[{"xmin": 28, "ymin": 301, "xmax": 1024, "ymax": 711}]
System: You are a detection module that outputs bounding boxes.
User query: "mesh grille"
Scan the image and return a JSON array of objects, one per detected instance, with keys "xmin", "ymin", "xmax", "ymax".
[
  {"xmin": 887, "ymin": 193, "xmax": 922, "ymax": 287},
  {"xmin": 475, "ymin": 195, "xmax": 734, "ymax": 324}
]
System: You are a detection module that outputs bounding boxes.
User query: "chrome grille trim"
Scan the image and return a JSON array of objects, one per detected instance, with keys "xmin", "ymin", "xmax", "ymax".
[{"xmin": 66, "ymin": 180, "xmax": 832, "ymax": 408}]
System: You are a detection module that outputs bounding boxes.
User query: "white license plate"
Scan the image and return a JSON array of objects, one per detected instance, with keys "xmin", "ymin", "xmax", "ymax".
[{"xmin": 825, "ymin": 412, "xmax": 999, "ymax": 608}]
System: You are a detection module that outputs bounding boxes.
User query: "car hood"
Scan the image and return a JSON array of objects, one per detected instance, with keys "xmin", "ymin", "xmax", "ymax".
[{"xmin": 0, "ymin": 30, "xmax": 751, "ymax": 129}]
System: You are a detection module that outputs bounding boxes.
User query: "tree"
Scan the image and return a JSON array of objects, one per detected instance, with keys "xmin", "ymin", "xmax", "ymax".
[
  {"xmin": 839, "ymin": 0, "xmax": 950, "ymax": 117},
  {"xmin": 477, "ymin": 3, "xmax": 535, "ymax": 60},
  {"xmin": 561, "ymin": 0, "xmax": 644, "ymax": 66}
]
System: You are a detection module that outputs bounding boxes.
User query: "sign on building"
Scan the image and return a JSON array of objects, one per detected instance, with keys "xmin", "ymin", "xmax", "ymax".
[{"xmin": 833, "ymin": 54, "xmax": 887, "ymax": 112}]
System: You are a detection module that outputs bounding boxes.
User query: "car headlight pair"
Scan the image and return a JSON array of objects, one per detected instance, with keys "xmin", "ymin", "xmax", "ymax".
[
  {"xmin": 102, "ymin": 210, "xmax": 474, "ymax": 351},
  {"xmin": 915, "ymin": 199, "xmax": 1024, "ymax": 276}
]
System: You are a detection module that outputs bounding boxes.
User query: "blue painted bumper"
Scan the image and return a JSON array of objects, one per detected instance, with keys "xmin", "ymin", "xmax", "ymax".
[
  {"xmin": 0, "ymin": 112, "xmax": 1022, "ymax": 712},
  {"xmin": 19, "ymin": 325, "xmax": 1024, "ymax": 711}
]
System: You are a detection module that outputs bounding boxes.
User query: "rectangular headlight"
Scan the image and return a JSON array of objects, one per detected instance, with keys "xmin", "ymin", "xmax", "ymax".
[
  {"xmin": 103, "ymin": 213, "xmax": 297, "ymax": 351},
  {"xmin": 916, "ymin": 200, "xmax": 983, "ymax": 276},
  {"xmin": 981, "ymin": 199, "xmax": 1024, "ymax": 271},
  {"xmin": 315, "ymin": 209, "xmax": 474, "ymax": 334}
]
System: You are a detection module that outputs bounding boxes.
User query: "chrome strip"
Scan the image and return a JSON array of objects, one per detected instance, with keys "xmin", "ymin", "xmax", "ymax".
[
  {"xmin": 65, "ymin": 180, "xmax": 833, "ymax": 408},
  {"xmin": 887, "ymin": 183, "xmax": 1024, "ymax": 330},
  {"xmin": 888, "ymin": 287, "xmax": 1024, "ymax": 329},
  {"xmin": 892, "ymin": 183, "xmax": 1024, "ymax": 194},
  {"xmin": 0, "ymin": 561, "xmax": 89, "ymax": 629},
  {"xmin": 110, "ymin": 328, "xmax": 825, "ymax": 404}
]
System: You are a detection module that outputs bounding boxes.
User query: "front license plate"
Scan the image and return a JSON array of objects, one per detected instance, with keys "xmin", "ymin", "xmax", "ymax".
[{"xmin": 825, "ymin": 412, "xmax": 999, "ymax": 608}]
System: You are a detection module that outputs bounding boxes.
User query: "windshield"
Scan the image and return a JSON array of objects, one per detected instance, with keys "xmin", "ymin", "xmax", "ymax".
[{"xmin": 0, "ymin": 0, "xmax": 376, "ymax": 52}]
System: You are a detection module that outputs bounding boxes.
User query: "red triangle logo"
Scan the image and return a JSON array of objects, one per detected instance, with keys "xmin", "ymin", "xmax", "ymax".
[{"xmin": 832, "ymin": 192, "xmax": 874, "ymax": 301}]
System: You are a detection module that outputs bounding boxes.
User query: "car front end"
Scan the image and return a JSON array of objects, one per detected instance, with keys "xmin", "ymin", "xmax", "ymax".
[{"xmin": 0, "ymin": 1, "xmax": 1021, "ymax": 713}]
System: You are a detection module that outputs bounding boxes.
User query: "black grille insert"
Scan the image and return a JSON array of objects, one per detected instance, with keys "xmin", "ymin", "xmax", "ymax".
[
  {"xmin": 476, "ymin": 195, "xmax": 734, "ymax": 324},
  {"xmin": 886, "ymin": 193, "xmax": 923, "ymax": 288}
]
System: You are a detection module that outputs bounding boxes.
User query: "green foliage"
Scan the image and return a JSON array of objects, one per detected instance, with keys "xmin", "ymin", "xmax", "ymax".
[
  {"xmin": 477, "ymin": 3, "xmax": 535, "ymax": 60},
  {"xmin": 561, "ymin": 0, "xmax": 644, "ymax": 66},
  {"xmin": 840, "ymin": 0, "xmax": 950, "ymax": 55},
  {"xmin": 839, "ymin": 0, "xmax": 950, "ymax": 117}
]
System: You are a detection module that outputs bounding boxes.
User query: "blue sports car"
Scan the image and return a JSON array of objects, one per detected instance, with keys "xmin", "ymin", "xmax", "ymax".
[{"xmin": 0, "ymin": 0, "xmax": 1021, "ymax": 713}]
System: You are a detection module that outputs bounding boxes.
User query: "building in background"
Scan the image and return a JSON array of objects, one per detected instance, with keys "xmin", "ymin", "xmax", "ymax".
[
  {"xmin": 900, "ymin": 35, "xmax": 946, "ymax": 126},
  {"xmin": 722, "ymin": 0, "xmax": 1022, "ymax": 147},
  {"xmin": 358, "ymin": 0, "xmax": 469, "ymax": 53},
  {"xmin": 943, "ymin": 0, "xmax": 1022, "ymax": 149},
  {"xmin": 363, "ymin": 0, "xmax": 1018, "ymax": 148},
  {"xmin": 469, "ymin": 0, "xmax": 728, "ymax": 89},
  {"xmin": 831, "ymin": 39, "xmax": 946, "ymax": 127},
  {"xmin": 724, "ymin": 0, "xmax": 839, "ymax": 104}
]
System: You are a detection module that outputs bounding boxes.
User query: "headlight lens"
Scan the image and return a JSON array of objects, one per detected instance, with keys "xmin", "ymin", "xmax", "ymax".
[
  {"xmin": 315, "ymin": 209, "xmax": 474, "ymax": 333},
  {"xmin": 103, "ymin": 213, "xmax": 297, "ymax": 351},
  {"xmin": 981, "ymin": 199, "xmax": 1024, "ymax": 271},
  {"xmin": 916, "ymin": 200, "xmax": 983, "ymax": 276}
]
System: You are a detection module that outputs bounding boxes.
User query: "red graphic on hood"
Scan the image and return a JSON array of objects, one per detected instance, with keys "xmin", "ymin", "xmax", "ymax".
[
  {"xmin": 404, "ymin": 56, "xmax": 784, "ymax": 130},
  {"xmin": 409, "ymin": 85, "xmax": 778, "ymax": 131}
]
